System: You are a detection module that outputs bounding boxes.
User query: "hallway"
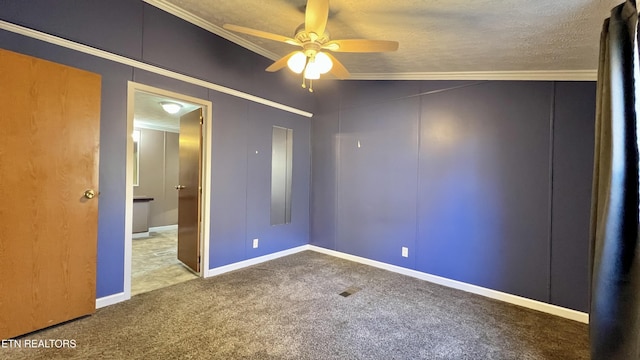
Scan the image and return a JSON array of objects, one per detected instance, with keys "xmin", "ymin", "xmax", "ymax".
[{"xmin": 132, "ymin": 229, "xmax": 198, "ymax": 296}]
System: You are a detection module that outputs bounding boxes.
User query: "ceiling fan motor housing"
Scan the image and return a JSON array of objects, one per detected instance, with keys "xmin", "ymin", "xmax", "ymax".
[{"xmin": 294, "ymin": 23, "xmax": 330, "ymax": 47}]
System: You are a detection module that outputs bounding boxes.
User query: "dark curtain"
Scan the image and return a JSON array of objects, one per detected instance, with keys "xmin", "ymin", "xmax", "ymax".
[{"xmin": 590, "ymin": 0, "xmax": 640, "ymax": 359}]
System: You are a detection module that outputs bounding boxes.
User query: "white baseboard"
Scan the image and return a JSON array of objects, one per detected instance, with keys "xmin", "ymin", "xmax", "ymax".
[
  {"xmin": 132, "ymin": 231, "xmax": 150, "ymax": 239},
  {"xmin": 95, "ymin": 244, "xmax": 589, "ymax": 324},
  {"xmin": 96, "ymin": 292, "xmax": 128, "ymax": 309},
  {"xmin": 308, "ymin": 245, "xmax": 589, "ymax": 324},
  {"xmin": 205, "ymin": 245, "xmax": 310, "ymax": 277},
  {"xmin": 149, "ymin": 224, "xmax": 178, "ymax": 232}
]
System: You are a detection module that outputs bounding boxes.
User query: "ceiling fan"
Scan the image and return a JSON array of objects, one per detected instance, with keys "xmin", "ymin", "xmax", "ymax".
[{"xmin": 223, "ymin": 0, "xmax": 399, "ymax": 92}]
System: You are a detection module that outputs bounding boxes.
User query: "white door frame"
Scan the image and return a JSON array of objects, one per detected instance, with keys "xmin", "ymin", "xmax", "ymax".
[{"xmin": 124, "ymin": 81, "xmax": 212, "ymax": 300}]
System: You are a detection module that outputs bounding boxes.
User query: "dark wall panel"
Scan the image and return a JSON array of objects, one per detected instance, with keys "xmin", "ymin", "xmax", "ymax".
[
  {"xmin": 311, "ymin": 80, "xmax": 343, "ymax": 114},
  {"xmin": 95, "ymin": 65, "xmax": 131, "ymax": 298},
  {"xmin": 133, "ymin": 69, "xmax": 210, "ymax": 100},
  {"xmin": 310, "ymin": 112, "xmax": 340, "ymax": 249},
  {"xmin": 245, "ymin": 104, "xmax": 311, "ymax": 257},
  {"xmin": 550, "ymin": 82, "xmax": 596, "ymax": 311},
  {"xmin": 209, "ymin": 92, "xmax": 249, "ymax": 267},
  {"xmin": 311, "ymin": 80, "xmax": 595, "ymax": 306},
  {"xmin": 417, "ymin": 82, "xmax": 553, "ymax": 302},
  {"xmin": 317, "ymin": 78, "xmax": 595, "ymax": 310},
  {"xmin": 332, "ymin": 80, "xmax": 476, "ymax": 112},
  {"xmin": 141, "ymin": 5, "xmax": 252, "ymax": 91},
  {"xmin": 337, "ymin": 97, "xmax": 420, "ymax": 267},
  {"xmin": 1, "ymin": 0, "xmax": 143, "ymax": 60},
  {"xmin": 246, "ymin": 106, "xmax": 275, "ymax": 255},
  {"xmin": 337, "ymin": 80, "xmax": 422, "ymax": 110}
]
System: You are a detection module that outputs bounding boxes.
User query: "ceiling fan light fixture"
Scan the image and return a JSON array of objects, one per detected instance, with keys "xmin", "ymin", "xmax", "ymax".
[
  {"xmin": 304, "ymin": 62, "xmax": 321, "ymax": 80},
  {"xmin": 223, "ymin": 0, "xmax": 398, "ymax": 90},
  {"xmin": 314, "ymin": 52, "xmax": 333, "ymax": 74},
  {"xmin": 287, "ymin": 51, "xmax": 307, "ymax": 74},
  {"xmin": 161, "ymin": 101, "xmax": 182, "ymax": 114}
]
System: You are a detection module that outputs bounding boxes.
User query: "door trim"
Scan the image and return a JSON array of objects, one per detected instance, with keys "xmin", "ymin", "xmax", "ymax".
[{"xmin": 124, "ymin": 81, "xmax": 212, "ymax": 300}]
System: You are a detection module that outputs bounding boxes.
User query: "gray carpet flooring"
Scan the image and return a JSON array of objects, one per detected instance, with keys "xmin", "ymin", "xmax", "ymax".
[{"xmin": 2, "ymin": 251, "xmax": 588, "ymax": 359}]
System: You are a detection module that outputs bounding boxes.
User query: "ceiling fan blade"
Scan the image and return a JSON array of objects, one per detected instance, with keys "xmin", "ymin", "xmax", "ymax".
[
  {"xmin": 223, "ymin": 24, "xmax": 298, "ymax": 45},
  {"xmin": 324, "ymin": 52, "xmax": 349, "ymax": 79},
  {"xmin": 305, "ymin": 0, "xmax": 329, "ymax": 36},
  {"xmin": 266, "ymin": 51, "xmax": 299, "ymax": 72},
  {"xmin": 324, "ymin": 39, "xmax": 399, "ymax": 53}
]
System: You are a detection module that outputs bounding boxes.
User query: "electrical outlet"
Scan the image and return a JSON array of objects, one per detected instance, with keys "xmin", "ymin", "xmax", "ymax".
[
  {"xmin": 402, "ymin": 247, "xmax": 409, "ymax": 258},
  {"xmin": 252, "ymin": 238, "xmax": 259, "ymax": 248}
]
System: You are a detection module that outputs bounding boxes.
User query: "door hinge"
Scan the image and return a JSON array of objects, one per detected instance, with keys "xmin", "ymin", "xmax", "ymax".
[
  {"xmin": 199, "ymin": 115, "xmax": 203, "ymax": 125},
  {"xmin": 198, "ymin": 255, "xmax": 201, "ymax": 264}
]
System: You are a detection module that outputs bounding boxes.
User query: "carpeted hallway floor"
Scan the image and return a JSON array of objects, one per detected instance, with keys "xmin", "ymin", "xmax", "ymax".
[{"xmin": 2, "ymin": 251, "xmax": 588, "ymax": 360}]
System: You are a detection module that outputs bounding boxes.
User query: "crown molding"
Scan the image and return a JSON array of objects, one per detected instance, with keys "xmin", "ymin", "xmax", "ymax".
[
  {"xmin": 348, "ymin": 70, "xmax": 597, "ymax": 81},
  {"xmin": 142, "ymin": 0, "xmax": 280, "ymax": 61},
  {"xmin": 143, "ymin": 1, "xmax": 598, "ymax": 82}
]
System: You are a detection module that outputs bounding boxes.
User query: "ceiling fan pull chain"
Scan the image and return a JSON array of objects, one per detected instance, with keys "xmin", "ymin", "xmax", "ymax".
[
  {"xmin": 301, "ymin": 74, "xmax": 307, "ymax": 89},
  {"xmin": 309, "ymin": 79, "xmax": 314, "ymax": 92}
]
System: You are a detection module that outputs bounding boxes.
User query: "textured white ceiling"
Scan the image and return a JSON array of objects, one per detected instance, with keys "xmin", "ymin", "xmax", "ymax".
[{"xmin": 145, "ymin": 0, "xmax": 620, "ymax": 79}]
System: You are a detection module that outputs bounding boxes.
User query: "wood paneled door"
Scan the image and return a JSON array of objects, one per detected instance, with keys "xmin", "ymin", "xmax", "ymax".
[
  {"xmin": 177, "ymin": 108, "xmax": 202, "ymax": 273},
  {"xmin": 0, "ymin": 49, "xmax": 101, "ymax": 339}
]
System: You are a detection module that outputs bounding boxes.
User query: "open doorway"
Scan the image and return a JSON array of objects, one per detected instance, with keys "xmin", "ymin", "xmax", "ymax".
[{"xmin": 124, "ymin": 82, "xmax": 212, "ymax": 298}]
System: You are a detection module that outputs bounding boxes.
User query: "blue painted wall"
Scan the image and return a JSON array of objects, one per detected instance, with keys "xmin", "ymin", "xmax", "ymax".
[
  {"xmin": 0, "ymin": 0, "xmax": 312, "ymax": 298},
  {"xmin": 338, "ymin": 95, "xmax": 420, "ymax": 265},
  {"xmin": 311, "ymin": 80, "xmax": 596, "ymax": 312},
  {"xmin": 550, "ymin": 82, "xmax": 596, "ymax": 311},
  {"xmin": 418, "ymin": 81, "xmax": 553, "ymax": 302}
]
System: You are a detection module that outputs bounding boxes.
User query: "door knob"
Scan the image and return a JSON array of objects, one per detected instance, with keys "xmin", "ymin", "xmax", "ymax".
[
  {"xmin": 84, "ymin": 189, "xmax": 96, "ymax": 199},
  {"xmin": 175, "ymin": 185, "xmax": 186, "ymax": 190}
]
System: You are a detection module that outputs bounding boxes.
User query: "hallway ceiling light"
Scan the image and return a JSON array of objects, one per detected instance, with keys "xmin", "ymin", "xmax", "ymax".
[{"xmin": 161, "ymin": 102, "xmax": 182, "ymax": 114}]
